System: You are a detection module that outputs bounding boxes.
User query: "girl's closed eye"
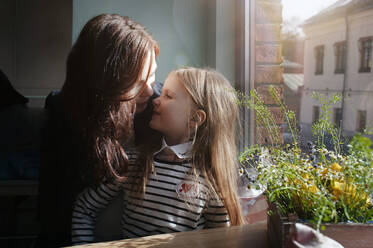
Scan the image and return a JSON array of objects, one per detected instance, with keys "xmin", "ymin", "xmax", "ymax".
[{"xmin": 162, "ymin": 89, "xmax": 174, "ymax": 99}]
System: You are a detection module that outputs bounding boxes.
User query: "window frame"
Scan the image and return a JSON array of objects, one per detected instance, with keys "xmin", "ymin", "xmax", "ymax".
[
  {"xmin": 314, "ymin": 45, "xmax": 324, "ymax": 75},
  {"xmin": 356, "ymin": 110, "xmax": 367, "ymax": 133},
  {"xmin": 334, "ymin": 107, "xmax": 343, "ymax": 129},
  {"xmin": 359, "ymin": 37, "xmax": 372, "ymax": 73},
  {"xmin": 334, "ymin": 41, "xmax": 346, "ymax": 74},
  {"xmin": 312, "ymin": 106, "xmax": 320, "ymax": 124},
  {"xmin": 235, "ymin": 0, "xmax": 253, "ymax": 148}
]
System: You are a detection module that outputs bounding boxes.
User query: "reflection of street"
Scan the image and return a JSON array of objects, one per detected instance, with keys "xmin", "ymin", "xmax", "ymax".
[
  {"xmin": 282, "ymin": 61, "xmax": 304, "ymax": 123},
  {"xmin": 299, "ymin": 0, "xmax": 373, "ymax": 139},
  {"xmin": 282, "ymin": 123, "xmax": 351, "ymax": 154}
]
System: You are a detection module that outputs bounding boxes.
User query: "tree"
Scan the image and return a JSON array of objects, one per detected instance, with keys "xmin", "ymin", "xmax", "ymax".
[{"xmin": 282, "ymin": 16, "xmax": 305, "ymax": 65}]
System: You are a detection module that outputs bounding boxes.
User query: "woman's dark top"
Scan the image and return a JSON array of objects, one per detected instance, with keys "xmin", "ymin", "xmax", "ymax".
[{"xmin": 38, "ymin": 92, "xmax": 94, "ymax": 247}]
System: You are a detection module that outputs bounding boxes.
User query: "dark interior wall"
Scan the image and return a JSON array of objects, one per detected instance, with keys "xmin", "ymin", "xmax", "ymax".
[
  {"xmin": 0, "ymin": 0, "xmax": 72, "ymax": 107},
  {"xmin": 0, "ymin": 0, "xmax": 13, "ymax": 80}
]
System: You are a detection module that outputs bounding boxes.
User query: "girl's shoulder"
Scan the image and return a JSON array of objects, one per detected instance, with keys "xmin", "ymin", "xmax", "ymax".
[
  {"xmin": 153, "ymin": 159, "xmax": 212, "ymax": 188},
  {"xmin": 153, "ymin": 156, "xmax": 192, "ymax": 167},
  {"xmin": 152, "ymin": 158, "xmax": 195, "ymax": 179}
]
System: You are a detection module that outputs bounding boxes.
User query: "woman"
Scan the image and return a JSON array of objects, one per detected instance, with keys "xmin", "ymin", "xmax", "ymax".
[{"xmin": 38, "ymin": 14, "xmax": 159, "ymax": 247}]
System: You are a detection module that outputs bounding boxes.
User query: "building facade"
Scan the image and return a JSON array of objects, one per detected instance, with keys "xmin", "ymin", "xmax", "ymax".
[{"xmin": 300, "ymin": 0, "xmax": 373, "ymax": 136}]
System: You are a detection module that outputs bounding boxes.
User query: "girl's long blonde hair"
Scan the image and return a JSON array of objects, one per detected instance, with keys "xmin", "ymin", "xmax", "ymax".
[{"xmin": 137, "ymin": 67, "xmax": 244, "ymax": 226}]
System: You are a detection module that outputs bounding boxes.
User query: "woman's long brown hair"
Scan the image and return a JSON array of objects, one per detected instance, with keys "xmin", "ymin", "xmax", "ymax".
[{"xmin": 60, "ymin": 14, "xmax": 159, "ymax": 185}]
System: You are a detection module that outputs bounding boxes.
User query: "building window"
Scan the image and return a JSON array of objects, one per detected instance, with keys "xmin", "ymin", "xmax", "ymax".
[
  {"xmin": 334, "ymin": 41, "xmax": 346, "ymax": 74},
  {"xmin": 314, "ymin": 45, "xmax": 324, "ymax": 75},
  {"xmin": 334, "ymin": 108, "xmax": 342, "ymax": 128},
  {"xmin": 356, "ymin": 110, "xmax": 367, "ymax": 133},
  {"xmin": 313, "ymin": 106, "xmax": 320, "ymax": 124},
  {"xmin": 359, "ymin": 37, "xmax": 372, "ymax": 73}
]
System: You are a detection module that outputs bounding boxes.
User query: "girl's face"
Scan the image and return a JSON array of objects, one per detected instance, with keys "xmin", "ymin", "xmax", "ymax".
[{"xmin": 150, "ymin": 73, "xmax": 194, "ymax": 146}]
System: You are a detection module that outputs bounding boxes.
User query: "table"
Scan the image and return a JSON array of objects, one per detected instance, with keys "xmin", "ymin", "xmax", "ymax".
[{"xmin": 70, "ymin": 222, "xmax": 268, "ymax": 248}]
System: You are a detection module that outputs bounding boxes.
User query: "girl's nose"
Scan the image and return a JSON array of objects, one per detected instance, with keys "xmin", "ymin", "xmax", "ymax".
[{"xmin": 152, "ymin": 97, "xmax": 160, "ymax": 106}]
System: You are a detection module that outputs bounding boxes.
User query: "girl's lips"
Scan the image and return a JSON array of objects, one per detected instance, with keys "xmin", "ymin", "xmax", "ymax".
[{"xmin": 152, "ymin": 109, "xmax": 160, "ymax": 115}]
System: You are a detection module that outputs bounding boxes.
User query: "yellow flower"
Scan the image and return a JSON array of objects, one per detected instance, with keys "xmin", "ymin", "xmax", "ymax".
[
  {"xmin": 293, "ymin": 179, "xmax": 302, "ymax": 186},
  {"xmin": 331, "ymin": 163, "xmax": 342, "ymax": 171},
  {"xmin": 330, "ymin": 181, "xmax": 344, "ymax": 198},
  {"xmin": 330, "ymin": 181, "xmax": 371, "ymax": 206},
  {"xmin": 292, "ymin": 181, "xmax": 320, "ymax": 208},
  {"xmin": 308, "ymin": 184, "xmax": 320, "ymax": 194},
  {"xmin": 293, "ymin": 179, "xmax": 319, "ymax": 194},
  {"xmin": 302, "ymin": 173, "xmax": 311, "ymax": 180},
  {"xmin": 321, "ymin": 168, "xmax": 328, "ymax": 177}
]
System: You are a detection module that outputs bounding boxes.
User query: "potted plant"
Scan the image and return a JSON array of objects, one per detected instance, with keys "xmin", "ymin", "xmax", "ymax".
[{"xmin": 238, "ymin": 88, "xmax": 373, "ymax": 248}]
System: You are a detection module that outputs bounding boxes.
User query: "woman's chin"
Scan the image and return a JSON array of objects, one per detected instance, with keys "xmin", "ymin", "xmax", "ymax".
[{"xmin": 135, "ymin": 102, "xmax": 147, "ymax": 113}]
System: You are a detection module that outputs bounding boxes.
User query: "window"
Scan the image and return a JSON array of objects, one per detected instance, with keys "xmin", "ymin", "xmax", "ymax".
[
  {"xmin": 314, "ymin": 45, "xmax": 324, "ymax": 75},
  {"xmin": 236, "ymin": 0, "xmax": 252, "ymax": 147},
  {"xmin": 334, "ymin": 41, "xmax": 346, "ymax": 74},
  {"xmin": 334, "ymin": 108, "xmax": 342, "ymax": 128},
  {"xmin": 313, "ymin": 106, "xmax": 320, "ymax": 124},
  {"xmin": 356, "ymin": 110, "xmax": 367, "ymax": 132},
  {"xmin": 359, "ymin": 37, "xmax": 372, "ymax": 73}
]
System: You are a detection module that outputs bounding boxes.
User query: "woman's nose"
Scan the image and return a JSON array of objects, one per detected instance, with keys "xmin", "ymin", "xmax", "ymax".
[{"xmin": 141, "ymin": 82, "xmax": 154, "ymax": 98}]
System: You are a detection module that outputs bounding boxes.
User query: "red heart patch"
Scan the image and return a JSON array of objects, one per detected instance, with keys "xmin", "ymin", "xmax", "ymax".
[{"xmin": 181, "ymin": 183, "xmax": 193, "ymax": 193}]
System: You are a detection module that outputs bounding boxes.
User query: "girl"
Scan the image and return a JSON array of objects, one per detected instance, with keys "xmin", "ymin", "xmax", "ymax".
[{"xmin": 72, "ymin": 67, "xmax": 244, "ymax": 244}]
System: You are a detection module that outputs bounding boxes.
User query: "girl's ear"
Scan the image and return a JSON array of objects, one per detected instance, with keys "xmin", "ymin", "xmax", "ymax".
[{"xmin": 190, "ymin": 109, "xmax": 206, "ymax": 127}]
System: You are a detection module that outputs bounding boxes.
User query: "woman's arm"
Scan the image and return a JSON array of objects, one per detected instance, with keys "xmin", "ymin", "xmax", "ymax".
[{"xmin": 71, "ymin": 182, "xmax": 122, "ymax": 245}]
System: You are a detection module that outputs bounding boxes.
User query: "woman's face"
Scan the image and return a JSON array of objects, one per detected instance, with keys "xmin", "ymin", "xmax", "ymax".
[
  {"xmin": 135, "ymin": 49, "xmax": 157, "ymax": 113},
  {"xmin": 150, "ymin": 73, "xmax": 194, "ymax": 145}
]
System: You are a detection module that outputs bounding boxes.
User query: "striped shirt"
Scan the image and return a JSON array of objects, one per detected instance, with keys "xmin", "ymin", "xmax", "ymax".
[{"xmin": 71, "ymin": 154, "xmax": 230, "ymax": 245}]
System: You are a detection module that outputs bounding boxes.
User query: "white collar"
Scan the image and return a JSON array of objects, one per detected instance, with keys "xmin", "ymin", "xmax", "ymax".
[{"xmin": 153, "ymin": 138, "xmax": 193, "ymax": 159}]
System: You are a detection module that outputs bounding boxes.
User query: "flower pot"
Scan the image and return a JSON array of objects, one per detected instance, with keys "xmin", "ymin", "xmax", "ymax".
[{"xmin": 267, "ymin": 202, "xmax": 373, "ymax": 248}]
